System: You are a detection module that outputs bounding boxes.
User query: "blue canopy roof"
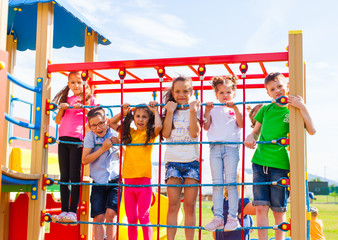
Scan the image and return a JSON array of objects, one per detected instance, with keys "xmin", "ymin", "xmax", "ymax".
[{"xmin": 8, "ymin": 0, "xmax": 111, "ymax": 51}]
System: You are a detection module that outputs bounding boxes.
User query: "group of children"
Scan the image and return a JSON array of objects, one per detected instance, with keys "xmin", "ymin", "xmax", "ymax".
[{"xmin": 51, "ymin": 71, "xmax": 316, "ymax": 240}]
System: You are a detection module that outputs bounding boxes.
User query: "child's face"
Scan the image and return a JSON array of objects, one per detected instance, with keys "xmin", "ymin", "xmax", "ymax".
[
  {"xmin": 133, "ymin": 108, "xmax": 150, "ymax": 130},
  {"xmin": 172, "ymin": 80, "xmax": 192, "ymax": 105},
  {"xmin": 68, "ymin": 73, "xmax": 83, "ymax": 96},
  {"xmin": 266, "ymin": 77, "xmax": 288, "ymax": 100},
  {"xmin": 88, "ymin": 115, "xmax": 108, "ymax": 137},
  {"xmin": 216, "ymin": 84, "xmax": 236, "ymax": 104}
]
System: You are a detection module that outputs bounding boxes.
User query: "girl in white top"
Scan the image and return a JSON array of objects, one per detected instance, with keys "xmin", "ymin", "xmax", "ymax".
[
  {"xmin": 163, "ymin": 76, "xmax": 201, "ymax": 240},
  {"xmin": 204, "ymin": 75, "xmax": 243, "ymax": 232}
]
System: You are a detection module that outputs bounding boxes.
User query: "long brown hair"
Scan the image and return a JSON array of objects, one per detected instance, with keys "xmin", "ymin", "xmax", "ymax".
[
  {"xmin": 162, "ymin": 76, "xmax": 193, "ymax": 129},
  {"xmin": 163, "ymin": 76, "xmax": 193, "ymax": 104},
  {"xmin": 52, "ymin": 71, "xmax": 92, "ymax": 105},
  {"xmin": 247, "ymin": 104, "xmax": 263, "ymax": 128},
  {"xmin": 121, "ymin": 106, "xmax": 155, "ymax": 145}
]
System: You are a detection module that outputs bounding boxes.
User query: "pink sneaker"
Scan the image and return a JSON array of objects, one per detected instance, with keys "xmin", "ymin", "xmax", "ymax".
[
  {"xmin": 63, "ymin": 212, "xmax": 78, "ymax": 225},
  {"xmin": 51, "ymin": 212, "xmax": 68, "ymax": 223},
  {"xmin": 205, "ymin": 216, "xmax": 224, "ymax": 231},
  {"xmin": 224, "ymin": 215, "xmax": 241, "ymax": 231}
]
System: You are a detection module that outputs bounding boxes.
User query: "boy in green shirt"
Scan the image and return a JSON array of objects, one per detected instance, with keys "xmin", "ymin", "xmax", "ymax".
[{"xmin": 244, "ymin": 72, "xmax": 315, "ymax": 240}]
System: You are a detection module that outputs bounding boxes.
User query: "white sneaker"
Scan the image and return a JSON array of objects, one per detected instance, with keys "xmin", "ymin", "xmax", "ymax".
[
  {"xmin": 51, "ymin": 211, "xmax": 68, "ymax": 223},
  {"xmin": 205, "ymin": 216, "xmax": 224, "ymax": 231},
  {"xmin": 224, "ymin": 215, "xmax": 241, "ymax": 231},
  {"xmin": 63, "ymin": 212, "xmax": 78, "ymax": 225}
]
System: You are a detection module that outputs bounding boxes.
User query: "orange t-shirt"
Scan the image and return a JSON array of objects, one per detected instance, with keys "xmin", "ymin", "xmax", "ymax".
[{"xmin": 310, "ymin": 217, "xmax": 325, "ymax": 240}]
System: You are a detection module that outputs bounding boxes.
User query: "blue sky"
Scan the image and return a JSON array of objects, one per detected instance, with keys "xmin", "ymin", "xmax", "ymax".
[{"xmin": 13, "ymin": 0, "xmax": 338, "ymax": 182}]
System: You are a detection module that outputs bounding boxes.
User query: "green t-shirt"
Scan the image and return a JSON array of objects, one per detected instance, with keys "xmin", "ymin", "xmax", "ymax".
[{"xmin": 252, "ymin": 103, "xmax": 290, "ymax": 170}]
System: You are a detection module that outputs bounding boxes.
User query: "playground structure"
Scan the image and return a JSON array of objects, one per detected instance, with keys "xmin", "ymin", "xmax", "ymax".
[{"xmin": 0, "ymin": 1, "xmax": 310, "ymax": 240}]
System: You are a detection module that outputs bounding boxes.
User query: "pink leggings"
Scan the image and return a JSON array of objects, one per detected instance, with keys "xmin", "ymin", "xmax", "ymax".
[{"xmin": 124, "ymin": 178, "xmax": 153, "ymax": 240}]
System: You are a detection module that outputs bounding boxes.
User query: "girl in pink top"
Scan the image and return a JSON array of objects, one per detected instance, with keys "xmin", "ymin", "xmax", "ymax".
[{"xmin": 51, "ymin": 71, "xmax": 97, "ymax": 223}]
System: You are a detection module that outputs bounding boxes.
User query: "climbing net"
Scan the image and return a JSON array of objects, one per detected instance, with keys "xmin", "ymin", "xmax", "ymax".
[{"xmin": 42, "ymin": 51, "xmax": 297, "ymax": 240}]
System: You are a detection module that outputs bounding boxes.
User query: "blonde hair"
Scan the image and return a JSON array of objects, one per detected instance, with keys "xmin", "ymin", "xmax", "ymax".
[
  {"xmin": 211, "ymin": 75, "xmax": 238, "ymax": 94},
  {"xmin": 310, "ymin": 207, "xmax": 318, "ymax": 218},
  {"xmin": 247, "ymin": 104, "xmax": 263, "ymax": 128}
]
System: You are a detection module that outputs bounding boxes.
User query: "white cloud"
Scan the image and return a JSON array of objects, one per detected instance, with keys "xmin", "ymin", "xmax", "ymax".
[
  {"xmin": 67, "ymin": 0, "xmax": 120, "ymax": 26},
  {"xmin": 314, "ymin": 62, "xmax": 329, "ymax": 69},
  {"xmin": 119, "ymin": 14, "xmax": 198, "ymax": 48},
  {"xmin": 244, "ymin": 1, "xmax": 294, "ymax": 53},
  {"xmin": 103, "ymin": 36, "xmax": 158, "ymax": 56}
]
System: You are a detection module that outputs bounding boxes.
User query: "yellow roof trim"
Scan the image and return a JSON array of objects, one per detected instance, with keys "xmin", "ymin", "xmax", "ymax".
[{"xmin": 289, "ymin": 30, "xmax": 303, "ymax": 35}]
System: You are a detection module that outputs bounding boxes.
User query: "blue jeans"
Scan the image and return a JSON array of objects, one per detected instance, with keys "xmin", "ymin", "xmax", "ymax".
[
  {"xmin": 252, "ymin": 163, "xmax": 289, "ymax": 212},
  {"xmin": 90, "ymin": 178, "xmax": 122, "ymax": 218},
  {"xmin": 165, "ymin": 160, "xmax": 200, "ymax": 183},
  {"xmin": 209, "ymin": 144, "xmax": 240, "ymax": 219}
]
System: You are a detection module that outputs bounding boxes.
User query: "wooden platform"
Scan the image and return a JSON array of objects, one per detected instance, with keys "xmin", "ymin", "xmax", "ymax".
[{"xmin": 1, "ymin": 165, "xmax": 40, "ymax": 180}]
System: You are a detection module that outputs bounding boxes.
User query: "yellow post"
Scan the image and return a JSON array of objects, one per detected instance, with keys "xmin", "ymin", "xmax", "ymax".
[
  {"xmin": 288, "ymin": 30, "xmax": 307, "ymax": 240},
  {"xmin": 27, "ymin": 2, "xmax": 54, "ymax": 240},
  {"xmin": 80, "ymin": 28, "xmax": 98, "ymax": 240}
]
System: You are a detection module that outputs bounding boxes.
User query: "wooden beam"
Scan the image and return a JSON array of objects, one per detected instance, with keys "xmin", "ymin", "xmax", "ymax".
[
  {"xmin": 28, "ymin": 2, "xmax": 54, "ymax": 240},
  {"xmin": 289, "ymin": 30, "xmax": 307, "ymax": 240},
  {"xmin": 81, "ymin": 28, "xmax": 98, "ymax": 239},
  {"xmin": 0, "ymin": 49, "xmax": 9, "ymax": 240},
  {"xmin": 0, "ymin": 0, "xmax": 8, "ymax": 50},
  {"xmin": 3, "ymin": 35, "xmax": 17, "ymax": 168}
]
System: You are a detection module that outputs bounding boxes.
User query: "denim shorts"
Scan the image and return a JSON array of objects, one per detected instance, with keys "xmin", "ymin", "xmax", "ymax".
[
  {"xmin": 165, "ymin": 160, "xmax": 200, "ymax": 183},
  {"xmin": 252, "ymin": 163, "xmax": 290, "ymax": 212},
  {"xmin": 90, "ymin": 178, "xmax": 122, "ymax": 218}
]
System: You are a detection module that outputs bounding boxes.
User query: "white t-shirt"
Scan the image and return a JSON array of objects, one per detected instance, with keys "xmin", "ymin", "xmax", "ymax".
[
  {"xmin": 207, "ymin": 106, "xmax": 241, "ymax": 145},
  {"xmin": 164, "ymin": 109, "xmax": 201, "ymax": 163}
]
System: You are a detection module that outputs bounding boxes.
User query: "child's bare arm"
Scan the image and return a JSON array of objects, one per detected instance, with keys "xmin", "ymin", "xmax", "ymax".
[
  {"xmin": 189, "ymin": 100, "xmax": 201, "ymax": 138},
  {"xmin": 148, "ymin": 101, "xmax": 162, "ymax": 136},
  {"xmin": 162, "ymin": 101, "xmax": 177, "ymax": 138},
  {"xmin": 54, "ymin": 103, "xmax": 68, "ymax": 125},
  {"xmin": 82, "ymin": 138, "xmax": 112, "ymax": 165},
  {"xmin": 109, "ymin": 113, "xmax": 122, "ymax": 131},
  {"xmin": 109, "ymin": 103, "xmax": 130, "ymax": 131},
  {"xmin": 244, "ymin": 122, "xmax": 261, "ymax": 149},
  {"xmin": 203, "ymin": 102, "xmax": 213, "ymax": 131},
  {"xmin": 227, "ymin": 102, "xmax": 243, "ymax": 128},
  {"xmin": 288, "ymin": 95, "xmax": 316, "ymax": 135},
  {"xmin": 153, "ymin": 110, "xmax": 162, "ymax": 136}
]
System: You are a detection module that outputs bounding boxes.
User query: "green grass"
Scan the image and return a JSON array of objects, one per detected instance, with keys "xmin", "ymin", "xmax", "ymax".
[
  {"xmin": 45, "ymin": 197, "xmax": 338, "ymax": 239},
  {"xmin": 311, "ymin": 196, "xmax": 338, "ymax": 239},
  {"xmin": 313, "ymin": 195, "xmax": 338, "ymax": 203},
  {"xmin": 174, "ymin": 200, "xmax": 338, "ymax": 240},
  {"xmin": 174, "ymin": 201, "xmax": 214, "ymax": 240}
]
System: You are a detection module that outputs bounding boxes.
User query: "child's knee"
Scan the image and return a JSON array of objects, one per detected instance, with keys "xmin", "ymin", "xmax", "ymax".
[
  {"xmin": 183, "ymin": 201, "xmax": 196, "ymax": 214},
  {"xmin": 168, "ymin": 199, "xmax": 181, "ymax": 209},
  {"xmin": 256, "ymin": 205, "xmax": 269, "ymax": 214},
  {"xmin": 95, "ymin": 213, "xmax": 105, "ymax": 222},
  {"xmin": 105, "ymin": 208, "xmax": 117, "ymax": 222},
  {"xmin": 168, "ymin": 201, "xmax": 181, "ymax": 213}
]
